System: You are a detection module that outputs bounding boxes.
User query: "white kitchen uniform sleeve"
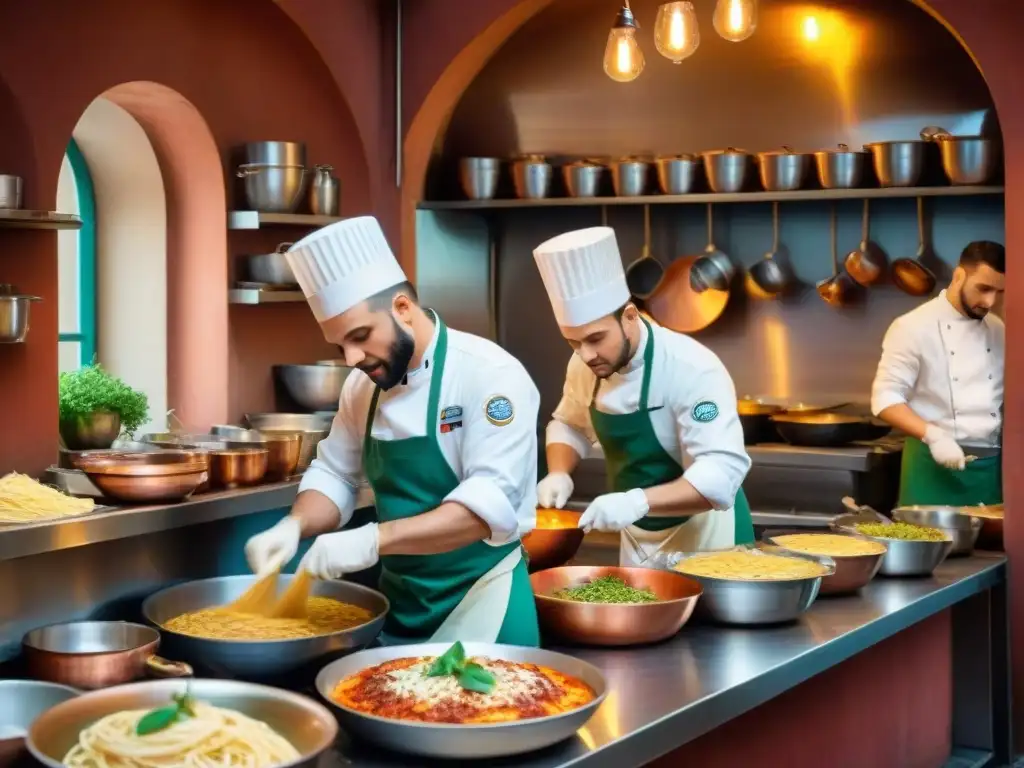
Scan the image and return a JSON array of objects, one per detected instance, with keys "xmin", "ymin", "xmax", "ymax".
[
  {"xmin": 297, "ymin": 375, "xmax": 364, "ymax": 528},
  {"xmin": 672, "ymin": 354, "xmax": 750, "ymax": 510},
  {"xmin": 444, "ymin": 361, "xmax": 541, "ymax": 545},
  {"xmin": 871, "ymin": 316, "xmax": 920, "ymax": 415},
  {"xmin": 546, "ymin": 355, "xmax": 598, "ymax": 459}
]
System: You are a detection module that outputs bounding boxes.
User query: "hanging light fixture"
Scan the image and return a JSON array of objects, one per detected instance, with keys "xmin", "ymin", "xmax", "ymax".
[
  {"xmin": 713, "ymin": 0, "xmax": 757, "ymax": 42},
  {"xmin": 603, "ymin": 1, "xmax": 645, "ymax": 82},
  {"xmin": 654, "ymin": 2, "xmax": 700, "ymax": 63}
]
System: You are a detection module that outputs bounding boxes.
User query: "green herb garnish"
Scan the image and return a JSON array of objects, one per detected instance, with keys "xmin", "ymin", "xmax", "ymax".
[
  {"xmin": 553, "ymin": 575, "xmax": 659, "ymax": 604},
  {"xmin": 425, "ymin": 642, "xmax": 496, "ymax": 694},
  {"xmin": 135, "ymin": 690, "xmax": 195, "ymax": 736},
  {"xmin": 59, "ymin": 364, "xmax": 150, "ymax": 437},
  {"xmin": 855, "ymin": 521, "xmax": 946, "ymax": 542}
]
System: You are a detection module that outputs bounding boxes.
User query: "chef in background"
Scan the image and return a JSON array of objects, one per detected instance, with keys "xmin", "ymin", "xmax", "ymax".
[
  {"xmin": 532, "ymin": 226, "xmax": 753, "ymax": 566},
  {"xmin": 244, "ymin": 216, "xmax": 540, "ymax": 647},
  {"xmin": 871, "ymin": 240, "xmax": 1005, "ymax": 506}
]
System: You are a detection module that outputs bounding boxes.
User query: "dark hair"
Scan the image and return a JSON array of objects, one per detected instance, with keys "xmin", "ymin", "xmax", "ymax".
[
  {"xmin": 959, "ymin": 241, "xmax": 1005, "ymax": 274},
  {"xmin": 366, "ymin": 281, "xmax": 419, "ymax": 312}
]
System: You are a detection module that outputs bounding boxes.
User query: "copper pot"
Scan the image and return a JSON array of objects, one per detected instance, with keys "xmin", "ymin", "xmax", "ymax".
[
  {"xmin": 262, "ymin": 432, "xmax": 302, "ymax": 481},
  {"xmin": 23, "ymin": 622, "xmax": 192, "ymax": 690},
  {"xmin": 208, "ymin": 446, "xmax": 269, "ymax": 489},
  {"xmin": 522, "ymin": 509, "xmax": 584, "ymax": 572}
]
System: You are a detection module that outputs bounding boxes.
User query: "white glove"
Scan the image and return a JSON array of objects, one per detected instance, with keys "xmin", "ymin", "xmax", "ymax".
[
  {"xmin": 298, "ymin": 524, "xmax": 380, "ymax": 580},
  {"xmin": 245, "ymin": 516, "xmax": 301, "ymax": 575},
  {"xmin": 537, "ymin": 472, "xmax": 574, "ymax": 509},
  {"xmin": 924, "ymin": 425, "xmax": 966, "ymax": 470},
  {"xmin": 578, "ymin": 488, "xmax": 650, "ymax": 533}
]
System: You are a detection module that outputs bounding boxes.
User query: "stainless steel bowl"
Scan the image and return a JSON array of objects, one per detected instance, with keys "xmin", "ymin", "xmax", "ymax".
[
  {"xmin": 315, "ymin": 642, "xmax": 607, "ymax": 759},
  {"xmin": 649, "ymin": 547, "xmax": 833, "ymax": 625},
  {"xmin": 459, "ymin": 157, "xmax": 501, "ymax": 200},
  {"xmin": 831, "ymin": 513, "xmax": 954, "ymax": 576},
  {"xmin": 237, "ymin": 163, "xmax": 309, "ymax": 213},
  {"xmin": 562, "ymin": 162, "xmax": 604, "ymax": 198},
  {"xmin": 891, "ymin": 505, "xmax": 982, "ymax": 556},
  {"xmin": 210, "ymin": 424, "xmax": 262, "ymax": 440},
  {"xmin": 511, "ymin": 158, "xmax": 552, "ymax": 199},
  {"xmin": 142, "ymin": 575, "xmax": 388, "ymax": 679},
  {"xmin": 0, "ymin": 680, "xmax": 78, "ymax": 768},
  {"xmin": 245, "ymin": 243, "xmax": 296, "ymax": 286},
  {"xmin": 702, "ymin": 148, "xmax": 752, "ymax": 193},
  {"xmin": 610, "ymin": 158, "xmax": 650, "ymax": 196},
  {"xmin": 864, "ymin": 141, "xmax": 926, "ymax": 187},
  {"xmin": 27, "ymin": 679, "xmax": 336, "ymax": 768},
  {"xmin": 0, "ymin": 284, "xmax": 39, "ymax": 343},
  {"xmin": 245, "ymin": 141, "xmax": 307, "ymax": 167},
  {"xmin": 815, "ymin": 144, "xmax": 869, "ymax": 189},
  {"xmin": 274, "ymin": 363, "xmax": 353, "ymax": 412},
  {"xmin": 757, "ymin": 147, "xmax": 810, "ymax": 191},
  {"xmin": 934, "ymin": 136, "xmax": 1000, "ymax": 185},
  {"xmin": 655, "ymin": 155, "xmax": 700, "ymax": 194}
]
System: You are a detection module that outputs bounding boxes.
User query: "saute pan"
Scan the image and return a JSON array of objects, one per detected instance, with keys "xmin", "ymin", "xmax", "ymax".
[{"xmin": 770, "ymin": 413, "xmax": 891, "ymax": 448}]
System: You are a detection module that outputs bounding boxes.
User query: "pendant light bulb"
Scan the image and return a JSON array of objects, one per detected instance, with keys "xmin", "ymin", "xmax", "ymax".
[
  {"xmin": 713, "ymin": 0, "xmax": 757, "ymax": 42},
  {"xmin": 654, "ymin": 2, "xmax": 700, "ymax": 63},
  {"xmin": 604, "ymin": 3, "xmax": 645, "ymax": 83}
]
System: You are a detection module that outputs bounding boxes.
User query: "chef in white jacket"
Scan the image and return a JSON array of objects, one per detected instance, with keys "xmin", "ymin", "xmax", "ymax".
[
  {"xmin": 532, "ymin": 226, "xmax": 753, "ymax": 566},
  {"xmin": 871, "ymin": 240, "xmax": 1005, "ymax": 506},
  {"xmin": 244, "ymin": 216, "xmax": 540, "ymax": 647}
]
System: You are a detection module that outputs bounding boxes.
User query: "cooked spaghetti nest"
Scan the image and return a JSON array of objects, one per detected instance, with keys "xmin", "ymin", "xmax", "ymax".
[
  {"xmin": 62, "ymin": 702, "xmax": 299, "ymax": 768},
  {"xmin": 771, "ymin": 533, "xmax": 887, "ymax": 557},
  {"xmin": 0, "ymin": 472, "xmax": 95, "ymax": 524},
  {"xmin": 162, "ymin": 597, "xmax": 373, "ymax": 640},
  {"xmin": 674, "ymin": 550, "xmax": 829, "ymax": 581}
]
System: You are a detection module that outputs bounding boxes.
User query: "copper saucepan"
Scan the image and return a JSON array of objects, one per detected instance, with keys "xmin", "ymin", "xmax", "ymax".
[{"xmin": 23, "ymin": 621, "xmax": 192, "ymax": 690}]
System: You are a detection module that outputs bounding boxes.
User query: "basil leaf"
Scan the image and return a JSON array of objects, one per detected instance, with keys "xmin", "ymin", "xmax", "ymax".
[
  {"xmin": 457, "ymin": 662, "xmax": 496, "ymax": 694},
  {"xmin": 427, "ymin": 641, "xmax": 466, "ymax": 677},
  {"xmin": 136, "ymin": 705, "xmax": 179, "ymax": 736}
]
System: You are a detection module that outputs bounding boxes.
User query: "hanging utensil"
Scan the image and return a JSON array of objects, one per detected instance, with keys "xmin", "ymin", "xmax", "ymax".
[
  {"xmin": 816, "ymin": 203, "xmax": 852, "ymax": 307},
  {"xmin": 748, "ymin": 202, "xmax": 789, "ymax": 296},
  {"xmin": 843, "ymin": 199, "xmax": 887, "ymax": 286},
  {"xmin": 625, "ymin": 204, "xmax": 664, "ymax": 299},
  {"xmin": 690, "ymin": 204, "xmax": 736, "ymax": 293},
  {"xmin": 891, "ymin": 197, "xmax": 937, "ymax": 297}
]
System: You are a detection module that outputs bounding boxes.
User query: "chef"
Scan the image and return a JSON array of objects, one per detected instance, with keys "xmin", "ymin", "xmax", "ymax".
[
  {"xmin": 871, "ymin": 240, "xmax": 1005, "ymax": 506},
  {"xmin": 531, "ymin": 226, "xmax": 753, "ymax": 565},
  {"xmin": 244, "ymin": 216, "xmax": 540, "ymax": 647}
]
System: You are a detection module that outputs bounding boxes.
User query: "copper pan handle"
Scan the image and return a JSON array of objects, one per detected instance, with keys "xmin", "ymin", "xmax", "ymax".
[{"xmin": 145, "ymin": 654, "xmax": 193, "ymax": 678}]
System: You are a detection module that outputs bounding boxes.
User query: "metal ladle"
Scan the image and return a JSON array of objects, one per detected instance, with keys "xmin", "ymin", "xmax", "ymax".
[
  {"xmin": 625, "ymin": 204, "xmax": 664, "ymax": 299},
  {"xmin": 690, "ymin": 204, "xmax": 736, "ymax": 293},
  {"xmin": 843, "ymin": 199, "xmax": 887, "ymax": 286},
  {"xmin": 748, "ymin": 201, "xmax": 789, "ymax": 296},
  {"xmin": 816, "ymin": 203, "xmax": 852, "ymax": 307},
  {"xmin": 891, "ymin": 197, "xmax": 937, "ymax": 297}
]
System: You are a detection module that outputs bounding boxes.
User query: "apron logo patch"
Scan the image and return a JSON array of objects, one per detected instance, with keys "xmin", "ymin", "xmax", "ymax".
[
  {"xmin": 692, "ymin": 400, "xmax": 719, "ymax": 423},
  {"xmin": 440, "ymin": 405, "xmax": 463, "ymax": 433},
  {"xmin": 485, "ymin": 395, "xmax": 515, "ymax": 426}
]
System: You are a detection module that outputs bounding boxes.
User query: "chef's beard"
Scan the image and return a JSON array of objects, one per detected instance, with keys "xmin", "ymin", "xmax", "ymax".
[
  {"xmin": 359, "ymin": 315, "xmax": 415, "ymax": 390},
  {"xmin": 960, "ymin": 285, "xmax": 990, "ymax": 320},
  {"xmin": 587, "ymin": 321, "xmax": 634, "ymax": 379}
]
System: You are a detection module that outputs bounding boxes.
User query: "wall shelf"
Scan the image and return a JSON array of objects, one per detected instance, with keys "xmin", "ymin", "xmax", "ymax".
[
  {"xmin": 229, "ymin": 288, "xmax": 305, "ymax": 305},
  {"xmin": 417, "ymin": 185, "xmax": 1005, "ymax": 211},
  {"xmin": 228, "ymin": 211, "xmax": 344, "ymax": 230},
  {"xmin": 0, "ymin": 210, "xmax": 82, "ymax": 230}
]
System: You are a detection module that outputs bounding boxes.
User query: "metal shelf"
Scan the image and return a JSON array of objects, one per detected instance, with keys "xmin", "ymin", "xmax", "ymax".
[
  {"xmin": 0, "ymin": 210, "xmax": 82, "ymax": 230},
  {"xmin": 229, "ymin": 288, "xmax": 305, "ymax": 305},
  {"xmin": 417, "ymin": 185, "xmax": 1005, "ymax": 210},
  {"xmin": 228, "ymin": 211, "xmax": 344, "ymax": 230}
]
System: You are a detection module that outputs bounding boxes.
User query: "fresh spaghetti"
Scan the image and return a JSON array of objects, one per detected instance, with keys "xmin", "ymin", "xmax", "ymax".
[
  {"xmin": 163, "ymin": 597, "xmax": 374, "ymax": 640},
  {"xmin": 0, "ymin": 472, "xmax": 94, "ymax": 524},
  {"xmin": 62, "ymin": 702, "xmax": 299, "ymax": 768}
]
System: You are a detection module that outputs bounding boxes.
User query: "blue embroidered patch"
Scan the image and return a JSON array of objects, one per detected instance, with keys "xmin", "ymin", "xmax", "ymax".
[
  {"xmin": 485, "ymin": 395, "xmax": 515, "ymax": 426},
  {"xmin": 691, "ymin": 400, "xmax": 719, "ymax": 423}
]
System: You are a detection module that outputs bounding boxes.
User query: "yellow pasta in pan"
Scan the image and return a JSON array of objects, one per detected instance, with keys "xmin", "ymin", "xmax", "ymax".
[
  {"xmin": 771, "ymin": 534, "xmax": 887, "ymax": 557},
  {"xmin": 674, "ymin": 551, "xmax": 829, "ymax": 581}
]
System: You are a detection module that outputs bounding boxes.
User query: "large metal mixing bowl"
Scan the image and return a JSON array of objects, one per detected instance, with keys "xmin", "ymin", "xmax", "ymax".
[
  {"xmin": 764, "ymin": 530, "xmax": 886, "ymax": 595},
  {"xmin": 275, "ymin": 363, "xmax": 352, "ymax": 412},
  {"xmin": 0, "ymin": 680, "xmax": 78, "ymax": 768},
  {"xmin": 531, "ymin": 566, "xmax": 701, "ymax": 645},
  {"xmin": 891, "ymin": 505, "xmax": 982, "ymax": 556},
  {"xmin": 142, "ymin": 575, "xmax": 388, "ymax": 679},
  {"xmin": 315, "ymin": 642, "xmax": 607, "ymax": 759},
  {"xmin": 831, "ymin": 512, "xmax": 954, "ymax": 577},
  {"xmin": 27, "ymin": 679, "xmax": 336, "ymax": 768},
  {"xmin": 237, "ymin": 163, "xmax": 308, "ymax": 213}
]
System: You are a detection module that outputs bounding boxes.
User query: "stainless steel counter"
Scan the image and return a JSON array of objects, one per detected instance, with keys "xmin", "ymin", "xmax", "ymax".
[{"xmin": 324, "ymin": 555, "xmax": 1008, "ymax": 768}]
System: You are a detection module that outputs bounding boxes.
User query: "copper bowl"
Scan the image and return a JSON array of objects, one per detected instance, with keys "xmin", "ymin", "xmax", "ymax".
[
  {"xmin": 966, "ymin": 504, "xmax": 1003, "ymax": 551},
  {"xmin": 69, "ymin": 450, "xmax": 211, "ymax": 503},
  {"xmin": 530, "ymin": 566, "xmax": 702, "ymax": 646},
  {"xmin": 262, "ymin": 431, "xmax": 302, "ymax": 480},
  {"xmin": 522, "ymin": 508, "xmax": 584, "ymax": 572},
  {"xmin": 207, "ymin": 446, "xmax": 269, "ymax": 489},
  {"xmin": 764, "ymin": 530, "xmax": 886, "ymax": 595}
]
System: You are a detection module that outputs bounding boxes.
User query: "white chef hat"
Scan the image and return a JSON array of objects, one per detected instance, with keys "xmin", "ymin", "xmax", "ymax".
[
  {"xmin": 285, "ymin": 216, "xmax": 407, "ymax": 322},
  {"xmin": 533, "ymin": 226, "xmax": 630, "ymax": 327}
]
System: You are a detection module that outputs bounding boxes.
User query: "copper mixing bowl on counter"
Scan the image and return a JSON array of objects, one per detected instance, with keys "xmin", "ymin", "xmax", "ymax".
[
  {"xmin": 531, "ymin": 566, "xmax": 702, "ymax": 645},
  {"xmin": 522, "ymin": 508, "xmax": 584, "ymax": 571},
  {"xmin": 69, "ymin": 450, "xmax": 209, "ymax": 503},
  {"xmin": 139, "ymin": 434, "xmax": 270, "ymax": 489},
  {"xmin": 762, "ymin": 529, "xmax": 887, "ymax": 595}
]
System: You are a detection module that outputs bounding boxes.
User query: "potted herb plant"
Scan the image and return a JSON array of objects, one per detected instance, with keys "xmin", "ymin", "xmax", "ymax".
[{"xmin": 58, "ymin": 364, "xmax": 150, "ymax": 450}]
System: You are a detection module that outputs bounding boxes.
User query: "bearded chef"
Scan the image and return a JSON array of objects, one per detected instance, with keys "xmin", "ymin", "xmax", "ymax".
[
  {"xmin": 244, "ymin": 216, "xmax": 540, "ymax": 647},
  {"xmin": 531, "ymin": 226, "xmax": 754, "ymax": 565},
  {"xmin": 872, "ymin": 240, "xmax": 1005, "ymax": 506}
]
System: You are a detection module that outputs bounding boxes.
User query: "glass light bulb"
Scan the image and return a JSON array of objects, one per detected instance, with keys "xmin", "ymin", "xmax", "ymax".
[
  {"xmin": 654, "ymin": 2, "xmax": 700, "ymax": 64},
  {"xmin": 604, "ymin": 25, "xmax": 645, "ymax": 82},
  {"xmin": 713, "ymin": 0, "xmax": 757, "ymax": 42}
]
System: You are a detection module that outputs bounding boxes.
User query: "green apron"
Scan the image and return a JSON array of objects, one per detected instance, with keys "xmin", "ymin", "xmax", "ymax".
[
  {"xmin": 589, "ymin": 317, "xmax": 754, "ymax": 544},
  {"xmin": 897, "ymin": 437, "xmax": 1002, "ymax": 506},
  {"xmin": 363, "ymin": 317, "xmax": 539, "ymax": 646}
]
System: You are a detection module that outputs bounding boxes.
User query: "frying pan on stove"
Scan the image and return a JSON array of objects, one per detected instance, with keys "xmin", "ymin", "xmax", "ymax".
[{"xmin": 770, "ymin": 412, "xmax": 891, "ymax": 448}]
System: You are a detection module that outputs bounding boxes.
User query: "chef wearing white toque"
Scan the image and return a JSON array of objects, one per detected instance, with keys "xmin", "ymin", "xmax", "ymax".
[
  {"xmin": 244, "ymin": 216, "xmax": 540, "ymax": 647},
  {"xmin": 532, "ymin": 226, "xmax": 753, "ymax": 565}
]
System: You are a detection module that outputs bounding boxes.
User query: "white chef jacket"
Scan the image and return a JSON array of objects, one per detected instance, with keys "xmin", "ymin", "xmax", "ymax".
[
  {"xmin": 871, "ymin": 290, "xmax": 1004, "ymax": 447},
  {"xmin": 546, "ymin": 320, "xmax": 751, "ymax": 510},
  {"xmin": 299, "ymin": 321, "xmax": 540, "ymax": 544}
]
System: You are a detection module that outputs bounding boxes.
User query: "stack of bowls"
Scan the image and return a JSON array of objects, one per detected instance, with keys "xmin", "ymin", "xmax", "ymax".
[
  {"xmin": 245, "ymin": 413, "xmax": 333, "ymax": 471},
  {"xmin": 237, "ymin": 141, "xmax": 308, "ymax": 213}
]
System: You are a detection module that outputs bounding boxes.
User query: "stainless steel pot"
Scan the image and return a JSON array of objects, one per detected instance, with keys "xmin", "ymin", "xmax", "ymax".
[
  {"xmin": 237, "ymin": 163, "xmax": 310, "ymax": 213},
  {"xmin": 562, "ymin": 161, "xmax": 604, "ymax": 198},
  {"xmin": 245, "ymin": 243, "xmax": 296, "ymax": 286},
  {"xmin": 610, "ymin": 157, "xmax": 650, "ymax": 196},
  {"xmin": 459, "ymin": 157, "xmax": 501, "ymax": 200},
  {"xmin": 702, "ymin": 148, "xmax": 752, "ymax": 193},
  {"xmin": 814, "ymin": 144, "xmax": 869, "ymax": 189},
  {"xmin": 0, "ymin": 284, "xmax": 40, "ymax": 343},
  {"xmin": 0, "ymin": 175, "xmax": 22, "ymax": 209},
  {"xmin": 864, "ymin": 140, "xmax": 926, "ymax": 187},
  {"xmin": 655, "ymin": 154, "xmax": 700, "ymax": 194},
  {"xmin": 308, "ymin": 165, "xmax": 339, "ymax": 215},
  {"xmin": 274, "ymin": 362, "xmax": 353, "ymax": 412},
  {"xmin": 757, "ymin": 146, "xmax": 810, "ymax": 192},
  {"xmin": 891, "ymin": 505, "xmax": 983, "ymax": 556},
  {"xmin": 244, "ymin": 141, "xmax": 306, "ymax": 167},
  {"xmin": 922, "ymin": 129, "xmax": 1000, "ymax": 185},
  {"xmin": 511, "ymin": 155, "xmax": 552, "ymax": 199},
  {"xmin": 142, "ymin": 575, "xmax": 388, "ymax": 678}
]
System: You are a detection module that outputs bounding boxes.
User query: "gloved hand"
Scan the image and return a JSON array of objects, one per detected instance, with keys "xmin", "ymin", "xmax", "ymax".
[
  {"xmin": 245, "ymin": 516, "xmax": 301, "ymax": 575},
  {"xmin": 924, "ymin": 425, "xmax": 966, "ymax": 470},
  {"xmin": 537, "ymin": 472, "xmax": 574, "ymax": 509},
  {"xmin": 578, "ymin": 488, "xmax": 650, "ymax": 533},
  {"xmin": 299, "ymin": 524, "xmax": 380, "ymax": 580}
]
